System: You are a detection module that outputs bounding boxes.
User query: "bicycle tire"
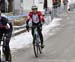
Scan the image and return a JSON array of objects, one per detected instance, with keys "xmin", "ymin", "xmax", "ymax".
[
  {"xmin": 5, "ymin": 50, "xmax": 12, "ymax": 62},
  {"xmin": 2, "ymin": 51, "xmax": 12, "ymax": 62},
  {"xmin": 3, "ymin": 34, "xmax": 12, "ymax": 62},
  {"xmin": 33, "ymin": 27, "xmax": 42, "ymax": 57},
  {"xmin": 33, "ymin": 44, "xmax": 39, "ymax": 57},
  {"xmin": 7, "ymin": 53, "xmax": 12, "ymax": 62},
  {"xmin": 39, "ymin": 45, "xmax": 42, "ymax": 54}
]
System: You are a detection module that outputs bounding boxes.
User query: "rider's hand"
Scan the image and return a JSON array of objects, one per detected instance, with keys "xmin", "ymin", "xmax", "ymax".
[
  {"xmin": 41, "ymin": 20, "xmax": 45, "ymax": 25},
  {"xmin": 26, "ymin": 25, "xmax": 29, "ymax": 32},
  {"xmin": 5, "ymin": 23, "xmax": 10, "ymax": 29}
]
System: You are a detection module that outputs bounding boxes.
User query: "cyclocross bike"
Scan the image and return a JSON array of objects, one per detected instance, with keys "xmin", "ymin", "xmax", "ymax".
[{"xmin": 0, "ymin": 34, "xmax": 12, "ymax": 62}]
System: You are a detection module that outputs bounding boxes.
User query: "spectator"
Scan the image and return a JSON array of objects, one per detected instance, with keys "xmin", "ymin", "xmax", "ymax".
[
  {"xmin": 44, "ymin": 0, "xmax": 48, "ymax": 15},
  {"xmin": 63, "ymin": 0, "xmax": 68, "ymax": 11},
  {"xmin": 52, "ymin": 0, "xmax": 58, "ymax": 18},
  {"xmin": 57, "ymin": 0, "xmax": 61, "ymax": 15}
]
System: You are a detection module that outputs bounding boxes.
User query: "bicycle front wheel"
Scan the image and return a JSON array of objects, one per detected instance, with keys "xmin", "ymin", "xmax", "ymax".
[{"xmin": 33, "ymin": 44, "xmax": 39, "ymax": 57}]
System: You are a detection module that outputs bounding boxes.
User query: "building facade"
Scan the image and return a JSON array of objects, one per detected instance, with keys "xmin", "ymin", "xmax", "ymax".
[
  {"xmin": 13, "ymin": 0, "xmax": 52, "ymax": 13},
  {"xmin": 13, "ymin": 0, "xmax": 75, "ymax": 14}
]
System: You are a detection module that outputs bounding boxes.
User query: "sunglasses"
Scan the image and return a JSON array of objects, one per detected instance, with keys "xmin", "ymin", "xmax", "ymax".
[{"xmin": 32, "ymin": 8, "xmax": 37, "ymax": 10}]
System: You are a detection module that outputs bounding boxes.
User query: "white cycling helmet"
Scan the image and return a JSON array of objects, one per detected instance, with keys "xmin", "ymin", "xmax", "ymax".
[{"xmin": 31, "ymin": 5, "xmax": 38, "ymax": 10}]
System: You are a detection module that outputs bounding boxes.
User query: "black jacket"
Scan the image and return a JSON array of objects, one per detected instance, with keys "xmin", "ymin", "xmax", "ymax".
[{"xmin": 0, "ymin": 16, "xmax": 13, "ymax": 33}]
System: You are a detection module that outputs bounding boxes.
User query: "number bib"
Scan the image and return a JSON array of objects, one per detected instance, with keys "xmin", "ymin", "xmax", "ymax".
[{"xmin": 32, "ymin": 14, "xmax": 39, "ymax": 23}]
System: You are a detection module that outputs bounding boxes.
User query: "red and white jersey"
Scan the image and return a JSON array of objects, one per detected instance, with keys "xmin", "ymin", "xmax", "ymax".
[{"xmin": 27, "ymin": 11, "xmax": 44, "ymax": 23}]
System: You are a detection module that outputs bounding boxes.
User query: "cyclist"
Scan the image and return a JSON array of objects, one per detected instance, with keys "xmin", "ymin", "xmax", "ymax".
[
  {"xmin": 0, "ymin": 10, "xmax": 13, "ymax": 62},
  {"xmin": 26, "ymin": 5, "xmax": 45, "ymax": 48}
]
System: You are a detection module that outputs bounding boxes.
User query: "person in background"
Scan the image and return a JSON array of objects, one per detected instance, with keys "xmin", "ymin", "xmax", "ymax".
[
  {"xmin": 52, "ymin": 0, "xmax": 58, "ymax": 18},
  {"xmin": 57, "ymin": 0, "xmax": 61, "ymax": 15},
  {"xmin": 44, "ymin": 0, "xmax": 48, "ymax": 15},
  {"xmin": 63, "ymin": 0, "xmax": 68, "ymax": 12},
  {"xmin": 0, "ymin": 10, "xmax": 13, "ymax": 62}
]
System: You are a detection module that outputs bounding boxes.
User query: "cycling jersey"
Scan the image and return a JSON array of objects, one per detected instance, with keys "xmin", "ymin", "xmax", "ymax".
[
  {"xmin": 32, "ymin": 14, "xmax": 39, "ymax": 23},
  {"xmin": 26, "ymin": 11, "xmax": 44, "ymax": 47},
  {"xmin": 27, "ymin": 11, "xmax": 44, "ymax": 23}
]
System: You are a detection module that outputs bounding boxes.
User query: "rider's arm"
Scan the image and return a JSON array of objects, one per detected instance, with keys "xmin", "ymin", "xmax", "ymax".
[
  {"xmin": 38, "ymin": 11, "xmax": 45, "ymax": 24},
  {"xmin": 5, "ymin": 23, "xmax": 10, "ymax": 29},
  {"xmin": 26, "ymin": 12, "xmax": 32, "ymax": 25},
  {"xmin": 26, "ymin": 17, "xmax": 30, "ymax": 26},
  {"xmin": 26, "ymin": 12, "xmax": 32, "ymax": 31},
  {"xmin": 2, "ymin": 17, "xmax": 10, "ymax": 29}
]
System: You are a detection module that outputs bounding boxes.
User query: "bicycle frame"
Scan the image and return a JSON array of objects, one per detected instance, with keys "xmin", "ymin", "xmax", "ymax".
[{"xmin": 34, "ymin": 27, "xmax": 41, "ymax": 45}]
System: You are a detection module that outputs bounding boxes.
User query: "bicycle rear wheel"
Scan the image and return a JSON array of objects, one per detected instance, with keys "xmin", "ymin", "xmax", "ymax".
[
  {"xmin": 8, "ymin": 53, "xmax": 12, "ymax": 62},
  {"xmin": 3, "ymin": 46, "xmax": 12, "ymax": 62}
]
